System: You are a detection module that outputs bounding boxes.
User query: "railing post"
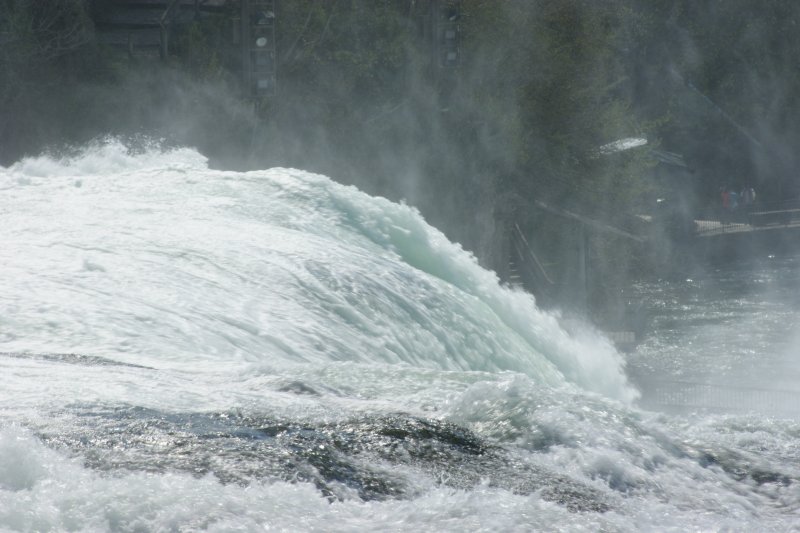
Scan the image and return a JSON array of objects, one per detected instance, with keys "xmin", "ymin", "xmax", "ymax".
[
  {"xmin": 160, "ymin": 0, "xmax": 180, "ymax": 60},
  {"xmin": 241, "ymin": 0, "xmax": 277, "ymax": 98}
]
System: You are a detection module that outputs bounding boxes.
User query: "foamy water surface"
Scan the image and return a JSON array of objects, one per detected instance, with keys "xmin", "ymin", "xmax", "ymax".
[{"xmin": 1, "ymin": 141, "xmax": 799, "ymax": 531}]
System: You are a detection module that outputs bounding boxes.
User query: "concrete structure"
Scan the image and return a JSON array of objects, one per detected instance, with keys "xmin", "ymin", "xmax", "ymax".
[{"xmin": 92, "ymin": 1, "xmax": 229, "ymax": 58}]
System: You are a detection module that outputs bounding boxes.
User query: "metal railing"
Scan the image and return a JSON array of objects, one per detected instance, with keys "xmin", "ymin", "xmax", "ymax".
[{"xmin": 693, "ymin": 199, "xmax": 800, "ymax": 236}]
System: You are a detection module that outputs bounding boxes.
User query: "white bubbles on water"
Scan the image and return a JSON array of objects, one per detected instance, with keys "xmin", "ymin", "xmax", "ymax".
[{"xmin": 2, "ymin": 141, "xmax": 800, "ymax": 531}]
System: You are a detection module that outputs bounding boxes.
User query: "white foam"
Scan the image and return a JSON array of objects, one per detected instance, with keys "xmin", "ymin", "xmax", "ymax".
[
  {"xmin": 4, "ymin": 142, "xmax": 798, "ymax": 531},
  {"xmin": 2, "ymin": 138, "xmax": 207, "ymax": 179},
  {"xmin": 0, "ymin": 143, "xmax": 635, "ymax": 401}
]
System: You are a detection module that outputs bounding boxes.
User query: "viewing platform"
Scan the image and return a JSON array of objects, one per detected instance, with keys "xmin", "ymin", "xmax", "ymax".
[
  {"xmin": 689, "ymin": 200, "xmax": 800, "ymax": 261},
  {"xmin": 694, "ymin": 200, "xmax": 800, "ymax": 237}
]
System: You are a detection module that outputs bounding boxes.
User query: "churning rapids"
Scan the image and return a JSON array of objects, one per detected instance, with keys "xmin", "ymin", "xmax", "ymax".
[{"xmin": 1, "ymin": 142, "xmax": 799, "ymax": 531}]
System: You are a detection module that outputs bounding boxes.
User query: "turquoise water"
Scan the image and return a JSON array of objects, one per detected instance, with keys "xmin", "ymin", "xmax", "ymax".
[{"xmin": 1, "ymin": 142, "xmax": 798, "ymax": 531}]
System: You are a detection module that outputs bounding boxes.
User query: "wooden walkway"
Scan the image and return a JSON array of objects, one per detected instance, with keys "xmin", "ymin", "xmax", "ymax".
[
  {"xmin": 695, "ymin": 217, "xmax": 800, "ymax": 237},
  {"xmin": 694, "ymin": 201, "xmax": 800, "ymax": 237}
]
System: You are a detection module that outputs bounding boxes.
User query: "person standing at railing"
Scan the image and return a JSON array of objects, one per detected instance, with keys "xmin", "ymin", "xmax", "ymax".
[
  {"xmin": 720, "ymin": 187, "xmax": 730, "ymax": 223},
  {"xmin": 741, "ymin": 186, "xmax": 756, "ymax": 224},
  {"xmin": 729, "ymin": 188, "xmax": 739, "ymax": 211},
  {"xmin": 741, "ymin": 186, "xmax": 753, "ymax": 207}
]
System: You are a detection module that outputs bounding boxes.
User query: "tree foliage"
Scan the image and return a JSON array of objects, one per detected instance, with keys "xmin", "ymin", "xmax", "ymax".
[{"xmin": 3, "ymin": 0, "xmax": 800, "ymax": 304}]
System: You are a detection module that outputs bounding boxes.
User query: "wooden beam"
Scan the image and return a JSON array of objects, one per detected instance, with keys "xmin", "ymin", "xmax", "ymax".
[{"xmin": 533, "ymin": 200, "xmax": 644, "ymax": 242}]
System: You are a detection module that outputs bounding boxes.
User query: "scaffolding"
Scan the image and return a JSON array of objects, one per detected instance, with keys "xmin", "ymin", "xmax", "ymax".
[
  {"xmin": 241, "ymin": 0, "xmax": 277, "ymax": 97},
  {"xmin": 432, "ymin": 0, "xmax": 461, "ymax": 68}
]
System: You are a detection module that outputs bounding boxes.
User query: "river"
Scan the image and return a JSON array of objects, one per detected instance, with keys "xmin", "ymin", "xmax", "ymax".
[
  {"xmin": 1, "ymin": 142, "xmax": 798, "ymax": 531},
  {"xmin": 630, "ymin": 252, "xmax": 800, "ymax": 415}
]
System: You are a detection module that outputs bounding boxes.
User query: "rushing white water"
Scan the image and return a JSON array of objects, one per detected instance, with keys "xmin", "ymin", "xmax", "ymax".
[{"xmin": 1, "ymin": 141, "xmax": 799, "ymax": 532}]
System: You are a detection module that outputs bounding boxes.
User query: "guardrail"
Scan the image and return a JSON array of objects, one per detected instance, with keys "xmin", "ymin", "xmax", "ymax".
[{"xmin": 693, "ymin": 199, "xmax": 800, "ymax": 235}]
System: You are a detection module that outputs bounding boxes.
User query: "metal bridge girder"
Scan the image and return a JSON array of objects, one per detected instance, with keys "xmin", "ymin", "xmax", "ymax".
[
  {"xmin": 241, "ymin": 0, "xmax": 277, "ymax": 97},
  {"xmin": 433, "ymin": 0, "xmax": 461, "ymax": 68}
]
